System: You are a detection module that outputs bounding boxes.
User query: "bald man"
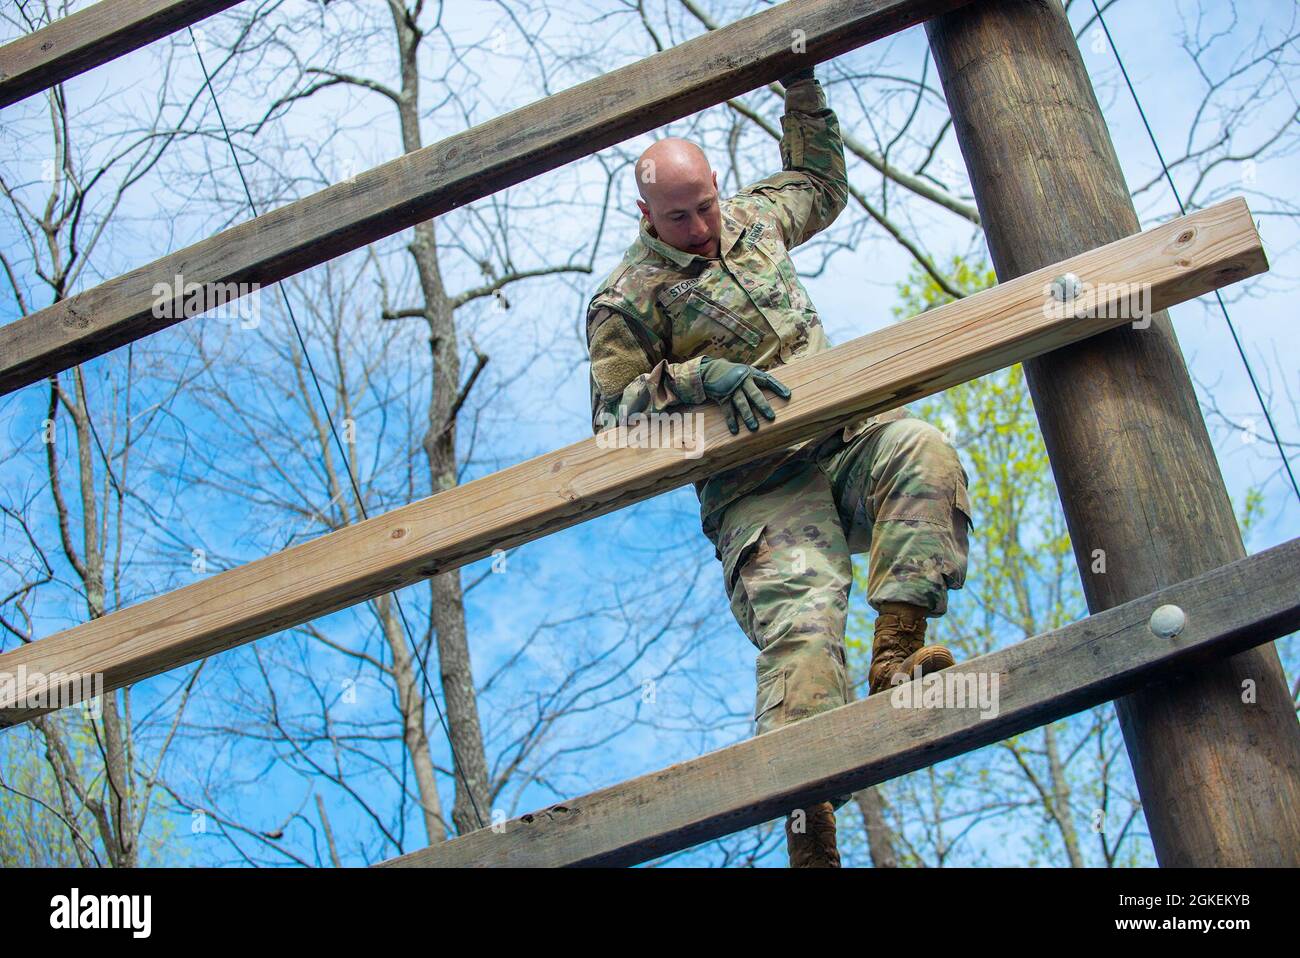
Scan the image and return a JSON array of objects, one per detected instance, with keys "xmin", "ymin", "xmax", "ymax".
[{"xmin": 585, "ymin": 68, "xmax": 973, "ymax": 867}]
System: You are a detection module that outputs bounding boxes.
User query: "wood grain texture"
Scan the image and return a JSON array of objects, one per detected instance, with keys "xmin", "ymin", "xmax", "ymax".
[
  {"xmin": 0, "ymin": 0, "xmax": 972, "ymax": 395},
  {"xmin": 0, "ymin": 200, "xmax": 1266, "ymax": 728},
  {"xmin": 928, "ymin": 0, "xmax": 1300, "ymax": 866},
  {"xmin": 379, "ymin": 536, "xmax": 1300, "ymax": 867},
  {"xmin": 0, "ymin": 0, "xmax": 240, "ymax": 108}
]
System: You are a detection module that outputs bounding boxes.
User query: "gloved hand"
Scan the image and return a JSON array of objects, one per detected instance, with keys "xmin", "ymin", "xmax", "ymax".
[
  {"xmin": 779, "ymin": 65, "xmax": 816, "ymax": 88},
  {"xmin": 700, "ymin": 357, "xmax": 792, "ymax": 435}
]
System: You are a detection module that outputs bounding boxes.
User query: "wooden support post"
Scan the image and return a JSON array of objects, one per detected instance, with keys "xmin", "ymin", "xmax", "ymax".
[
  {"xmin": 0, "ymin": 0, "xmax": 972, "ymax": 395},
  {"xmin": 0, "ymin": 0, "xmax": 241, "ymax": 109},
  {"xmin": 0, "ymin": 201, "xmax": 1264, "ymax": 728},
  {"xmin": 379, "ymin": 537, "xmax": 1300, "ymax": 867},
  {"xmin": 926, "ymin": 0, "xmax": 1300, "ymax": 865}
]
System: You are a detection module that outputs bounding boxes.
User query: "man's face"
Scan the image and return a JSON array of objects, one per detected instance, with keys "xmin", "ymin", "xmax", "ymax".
[{"xmin": 638, "ymin": 170, "xmax": 722, "ymax": 259}]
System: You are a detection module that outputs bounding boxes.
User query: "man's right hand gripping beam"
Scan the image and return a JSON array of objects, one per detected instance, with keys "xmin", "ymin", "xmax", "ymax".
[{"xmin": 699, "ymin": 357, "xmax": 792, "ymax": 435}]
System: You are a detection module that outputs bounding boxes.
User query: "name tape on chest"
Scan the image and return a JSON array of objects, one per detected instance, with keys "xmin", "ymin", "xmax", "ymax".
[{"xmin": 658, "ymin": 277, "xmax": 701, "ymax": 308}]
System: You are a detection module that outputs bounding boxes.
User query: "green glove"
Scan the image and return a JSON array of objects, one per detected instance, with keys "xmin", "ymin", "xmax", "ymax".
[
  {"xmin": 779, "ymin": 66, "xmax": 816, "ymax": 88},
  {"xmin": 700, "ymin": 357, "xmax": 793, "ymax": 435}
]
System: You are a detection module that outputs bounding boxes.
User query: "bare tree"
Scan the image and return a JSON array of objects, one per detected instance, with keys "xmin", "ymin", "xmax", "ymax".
[{"xmin": 0, "ymin": 1, "xmax": 218, "ymax": 863}]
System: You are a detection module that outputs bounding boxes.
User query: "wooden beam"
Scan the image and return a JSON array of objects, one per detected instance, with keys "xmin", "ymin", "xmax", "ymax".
[
  {"xmin": 0, "ymin": 0, "xmax": 972, "ymax": 396},
  {"xmin": 0, "ymin": 0, "xmax": 241, "ymax": 109},
  {"xmin": 378, "ymin": 536, "xmax": 1300, "ymax": 867},
  {"xmin": 0, "ymin": 199, "xmax": 1266, "ymax": 729},
  {"xmin": 928, "ymin": 0, "xmax": 1300, "ymax": 866}
]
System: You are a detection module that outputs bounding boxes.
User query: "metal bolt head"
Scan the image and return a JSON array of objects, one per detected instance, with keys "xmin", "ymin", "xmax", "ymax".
[
  {"xmin": 1149, "ymin": 604, "xmax": 1186, "ymax": 640},
  {"xmin": 1051, "ymin": 273, "xmax": 1083, "ymax": 302}
]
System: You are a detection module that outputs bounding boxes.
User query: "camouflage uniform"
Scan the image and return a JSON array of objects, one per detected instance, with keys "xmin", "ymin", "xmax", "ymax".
[{"xmin": 585, "ymin": 78, "xmax": 973, "ymax": 763}]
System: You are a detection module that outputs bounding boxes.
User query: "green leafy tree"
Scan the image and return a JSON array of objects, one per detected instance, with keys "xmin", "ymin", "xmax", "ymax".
[{"xmin": 844, "ymin": 258, "xmax": 1154, "ymax": 867}]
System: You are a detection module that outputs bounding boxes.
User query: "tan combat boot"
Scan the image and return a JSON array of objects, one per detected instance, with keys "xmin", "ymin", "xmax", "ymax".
[
  {"xmin": 867, "ymin": 600, "xmax": 955, "ymax": 695},
  {"xmin": 785, "ymin": 801, "xmax": 841, "ymax": 868}
]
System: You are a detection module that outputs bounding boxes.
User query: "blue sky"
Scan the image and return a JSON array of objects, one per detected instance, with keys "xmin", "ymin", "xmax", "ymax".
[{"xmin": 1, "ymin": 0, "xmax": 1296, "ymax": 866}]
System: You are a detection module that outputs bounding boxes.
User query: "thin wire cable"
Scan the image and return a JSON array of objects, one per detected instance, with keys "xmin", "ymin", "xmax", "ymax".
[
  {"xmin": 186, "ymin": 27, "xmax": 486, "ymax": 831},
  {"xmin": 1089, "ymin": 0, "xmax": 1300, "ymax": 506}
]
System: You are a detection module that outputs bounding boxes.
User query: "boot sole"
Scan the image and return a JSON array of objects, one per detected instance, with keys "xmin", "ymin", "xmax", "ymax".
[
  {"xmin": 904, "ymin": 646, "xmax": 956, "ymax": 676},
  {"xmin": 869, "ymin": 646, "xmax": 956, "ymax": 695}
]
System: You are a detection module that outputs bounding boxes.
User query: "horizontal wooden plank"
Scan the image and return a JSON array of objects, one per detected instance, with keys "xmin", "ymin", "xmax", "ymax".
[
  {"xmin": 0, "ymin": 0, "xmax": 971, "ymax": 395},
  {"xmin": 0, "ymin": 198, "xmax": 1267, "ymax": 728},
  {"xmin": 379, "ymin": 535, "xmax": 1300, "ymax": 867},
  {"xmin": 0, "ymin": 0, "xmax": 240, "ymax": 109}
]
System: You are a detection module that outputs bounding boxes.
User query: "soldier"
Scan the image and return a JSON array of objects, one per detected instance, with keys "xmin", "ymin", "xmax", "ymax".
[{"xmin": 585, "ymin": 66, "xmax": 973, "ymax": 867}]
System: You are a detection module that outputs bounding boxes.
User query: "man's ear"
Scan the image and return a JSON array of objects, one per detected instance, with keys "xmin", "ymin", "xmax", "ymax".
[
  {"xmin": 711, "ymin": 170, "xmax": 718, "ymax": 192},
  {"xmin": 636, "ymin": 198, "xmax": 650, "ymax": 219}
]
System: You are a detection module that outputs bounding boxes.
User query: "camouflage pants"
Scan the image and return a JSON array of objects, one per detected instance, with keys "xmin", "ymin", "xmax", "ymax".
[{"xmin": 711, "ymin": 412, "xmax": 973, "ymax": 754}]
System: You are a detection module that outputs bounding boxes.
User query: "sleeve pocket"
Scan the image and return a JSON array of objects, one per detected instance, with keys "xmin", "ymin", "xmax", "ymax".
[{"xmin": 955, "ymin": 480, "xmax": 974, "ymax": 532}]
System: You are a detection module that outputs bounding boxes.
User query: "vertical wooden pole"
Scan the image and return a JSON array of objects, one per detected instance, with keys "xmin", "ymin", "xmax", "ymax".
[{"xmin": 926, "ymin": 0, "xmax": 1300, "ymax": 864}]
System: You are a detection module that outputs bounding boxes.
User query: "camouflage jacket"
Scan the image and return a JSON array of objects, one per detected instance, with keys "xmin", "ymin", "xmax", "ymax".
[{"xmin": 586, "ymin": 78, "xmax": 897, "ymax": 551}]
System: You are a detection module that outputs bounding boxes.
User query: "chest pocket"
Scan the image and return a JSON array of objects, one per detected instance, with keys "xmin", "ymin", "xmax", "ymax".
[{"xmin": 685, "ymin": 289, "xmax": 763, "ymax": 348}]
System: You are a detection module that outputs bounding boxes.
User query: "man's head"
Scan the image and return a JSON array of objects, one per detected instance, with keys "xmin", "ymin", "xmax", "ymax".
[{"xmin": 635, "ymin": 137, "xmax": 721, "ymax": 259}]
